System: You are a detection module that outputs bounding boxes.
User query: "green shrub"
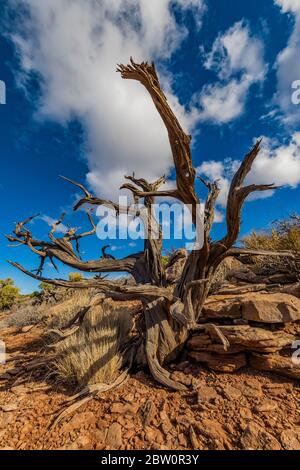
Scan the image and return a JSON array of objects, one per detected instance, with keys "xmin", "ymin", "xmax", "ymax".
[
  {"xmin": 0, "ymin": 279, "xmax": 20, "ymax": 310},
  {"xmin": 68, "ymin": 272, "xmax": 84, "ymax": 282}
]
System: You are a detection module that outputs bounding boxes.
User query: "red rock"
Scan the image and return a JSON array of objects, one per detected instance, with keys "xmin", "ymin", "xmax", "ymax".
[
  {"xmin": 105, "ymin": 422, "xmax": 122, "ymax": 449},
  {"xmin": 111, "ymin": 402, "xmax": 139, "ymax": 415},
  {"xmin": 254, "ymin": 399, "xmax": 277, "ymax": 413},
  {"xmin": 197, "ymin": 384, "xmax": 219, "ymax": 404},
  {"xmin": 170, "ymin": 371, "xmax": 192, "ymax": 387},
  {"xmin": 221, "ymin": 384, "xmax": 242, "ymax": 401},
  {"xmin": 241, "ymin": 423, "xmax": 281, "ymax": 450},
  {"xmin": 62, "ymin": 411, "xmax": 96, "ymax": 433},
  {"xmin": 1, "ymin": 403, "xmax": 18, "ymax": 412},
  {"xmin": 178, "ymin": 433, "xmax": 188, "ymax": 447},
  {"xmin": 280, "ymin": 429, "xmax": 300, "ymax": 450}
]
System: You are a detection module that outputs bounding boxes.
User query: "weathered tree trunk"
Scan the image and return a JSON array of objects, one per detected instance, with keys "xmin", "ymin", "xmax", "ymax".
[{"xmin": 8, "ymin": 59, "xmax": 297, "ymax": 394}]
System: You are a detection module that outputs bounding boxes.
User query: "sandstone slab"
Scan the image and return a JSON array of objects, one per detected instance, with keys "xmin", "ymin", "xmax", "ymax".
[
  {"xmin": 203, "ymin": 292, "xmax": 300, "ymax": 323},
  {"xmin": 188, "ymin": 351, "xmax": 246, "ymax": 372},
  {"xmin": 241, "ymin": 423, "xmax": 281, "ymax": 450},
  {"xmin": 250, "ymin": 353, "xmax": 300, "ymax": 380}
]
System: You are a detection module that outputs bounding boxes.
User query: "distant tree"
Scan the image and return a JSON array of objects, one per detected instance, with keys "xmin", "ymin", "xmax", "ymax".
[{"xmin": 0, "ymin": 278, "xmax": 20, "ymax": 310}]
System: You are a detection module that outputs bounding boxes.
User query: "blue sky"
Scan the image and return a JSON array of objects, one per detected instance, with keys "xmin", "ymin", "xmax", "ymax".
[{"xmin": 0, "ymin": 0, "xmax": 300, "ymax": 293}]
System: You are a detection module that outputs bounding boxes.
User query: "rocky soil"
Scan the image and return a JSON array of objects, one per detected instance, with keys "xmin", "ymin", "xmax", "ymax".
[{"xmin": 1, "ymin": 321, "xmax": 300, "ymax": 450}]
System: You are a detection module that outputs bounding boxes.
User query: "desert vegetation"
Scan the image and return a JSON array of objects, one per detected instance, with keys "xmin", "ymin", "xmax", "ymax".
[
  {"xmin": 242, "ymin": 215, "xmax": 300, "ymax": 279},
  {"xmin": 5, "ymin": 60, "xmax": 299, "ymax": 424},
  {"xmin": 0, "ymin": 278, "xmax": 20, "ymax": 310}
]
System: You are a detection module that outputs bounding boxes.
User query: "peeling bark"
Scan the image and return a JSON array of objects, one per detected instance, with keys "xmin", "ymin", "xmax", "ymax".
[{"xmin": 8, "ymin": 59, "xmax": 294, "ymax": 391}]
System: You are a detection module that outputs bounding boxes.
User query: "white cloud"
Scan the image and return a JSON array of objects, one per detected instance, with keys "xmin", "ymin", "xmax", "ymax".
[
  {"xmin": 274, "ymin": 0, "xmax": 300, "ymax": 124},
  {"xmin": 197, "ymin": 133, "xmax": 300, "ymax": 213},
  {"xmin": 204, "ymin": 20, "xmax": 265, "ymax": 81},
  {"xmin": 275, "ymin": 0, "xmax": 300, "ymax": 13},
  {"xmin": 196, "ymin": 21, "xmax": 266, "ymax": 124},
  {"xmin": 246, "ymin": 133, "xmax": 300, "ymax": 188},
  {"xmin": 8, "ymin": 0, "xmax": 205, "ymax": 199},
  {"xmin": 196, "ymin": 77, "xmax": 250, "ymax": 124}
]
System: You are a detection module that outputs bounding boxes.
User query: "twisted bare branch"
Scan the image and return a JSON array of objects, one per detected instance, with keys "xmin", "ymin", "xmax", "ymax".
[{"xmin": 117, "ymin": 58, "xmax": 200, "ymax": 222}]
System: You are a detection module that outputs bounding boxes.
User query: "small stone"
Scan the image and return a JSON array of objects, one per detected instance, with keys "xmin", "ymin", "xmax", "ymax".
[
  {"xmin": 236, "ymin": 381, "xmax": 262, "ymax": 399},
  {"xmin": 160, "ymin": 410, "xmax": 173, "ymax": 434},
  {"xmin": 197, "ymin": 418, "xmax": 231, "ymax": 449},
  {"xmin": 68, "ymin": 434, "xmax": 93, "ymax": 450},
  {"xmin": 280, "ymin": 429, "xmax": 300, "ymax": 450},
  {"xmin": 170, "ymin": 371, "xmax": 192, "ymax": 387},
  {"xmin": 0, "ymin": 412, "xmax": 14, "ymax": 426},
  {"xmin": 123, "ymin": 393, "xmax": 135, "ymax": 403},
  {"xmin": 197, "ymin": 384, "xmax": 219, "ymax": 404},
  {"xmin": 263, "ymin": 384, "xmax": 286, "ymax": 397},
  {"xmin": 63, "ymin": 411, "xmax": 96, "ymax": 432},
  {"xmin": 111, "ymin": 402, "xmax": 139, "ymax": 415},
  {"xmin": 1, "ymin": 403, "xmax": 18, "ymax": 412},
  {"xmin": 221, "ymin": 384, "xmax": 242, "ymax": 401},
  {"xmin": 189, "ymin": 426, "xmax": 200, "ymax": 450},
  {"xmin": 11, "ymin": 385, "xmax": 28, "ymax": 395},
  {"xmin": 106, "ymin": 422, "xmax": 122, "ymax": 449},
  {"xmin": 254, "ymin": 399, "xmax": 277, "ymax": 413},
  {"xmin": 20, "ymin": 423, "xmax": 33, "ymax": 435},
  {"xmin": 241, "ymin": 423, "xmax": 281, "ymax": 450},
  {"xmin": 123, "ymin": 429, "xmax": 135, "ymax": 441},
  {"xmin": 178, "ymin": 433, "xmax": 188, "ymax": 447},
  {"xmin": 144, "ymin": 426, "xmax": 164, "ymax": 444},
  {"xmin": 91, "ymin": 428, "xmax": 107, "ymax": 447},
  {"xmin": 239, "ymin": 407, "xmax": 252, "ymax": 420}
]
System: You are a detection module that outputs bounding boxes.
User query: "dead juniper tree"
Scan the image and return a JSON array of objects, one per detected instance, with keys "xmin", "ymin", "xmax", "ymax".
[{"xmin": 8, "ymin": 59, "xmax": 294, "ymax": 392}]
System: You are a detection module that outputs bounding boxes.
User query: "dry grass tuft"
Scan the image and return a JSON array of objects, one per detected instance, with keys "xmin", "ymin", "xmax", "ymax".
[
  {"xmin": 52, "ymin": 302, "xmax": 133, "ymax": 389},
  {"xmin": 46, "ymin": 290, "xmax": 92, "ymax": 329},
  {"xmin": 5, "ymin": 300, "xmax": 47, "ymax": 327},
  {"xmin": 242, "ymin": 214, "xmax": 300, "ymax": 278}
]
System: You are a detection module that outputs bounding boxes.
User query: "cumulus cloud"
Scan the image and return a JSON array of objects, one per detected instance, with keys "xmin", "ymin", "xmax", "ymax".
[
  {"xmin": 274, "ymin": 0, "xmax": 300, "ymax": 124},
  {"xmin": 196, "ymin": 21, "xmax": 266, "ymax": 124},
  {"xmin": 195, "ymin": 77, "xmax": 250, "ymax": 124},
  {"xmin": 203, "ymin": 20, "xmax": 265, "ymax": 81},
  {"xmin": 246, "ymin": 133, "xmax": 300, "ymax": 188},
  {"xmin": 8, "ymin": 0, "xmax": 205, "ymax": 199},
  {"xmin": 275, "ymin": 0, "xmax": 300, "ymax": 13},
  {"xmin": 197, "ymin": 133, "xmax": 300, "ymax": 212}
]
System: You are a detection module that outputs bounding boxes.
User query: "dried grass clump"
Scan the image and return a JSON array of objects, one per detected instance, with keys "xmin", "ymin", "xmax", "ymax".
[
  {"xmin": 242, "ymin": 214, "xmax": 300, "ymax": 278},
  {"xmin": 5, "ymin": 299, "xmax": 48, "ymax": 327},
  {"xmin": 5, "ymin": 290, "xmax": 93, "ymax": 328},
  {"xmin": 52, "ymin": 302, "xmax": 133, "ymax": 389},
  {"xmin": 46, "ymin": 290, "xmax": 92, "ymax": 329}
]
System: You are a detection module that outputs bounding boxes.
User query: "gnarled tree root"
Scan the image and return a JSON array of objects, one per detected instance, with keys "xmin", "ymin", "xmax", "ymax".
[
  {"xmin": 145, "ymin": 298, "xmax": 188, "ymax": 391},
  {"xmin": 50, "ymin": 369, "xmax": 129, "ymax": 429}
]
